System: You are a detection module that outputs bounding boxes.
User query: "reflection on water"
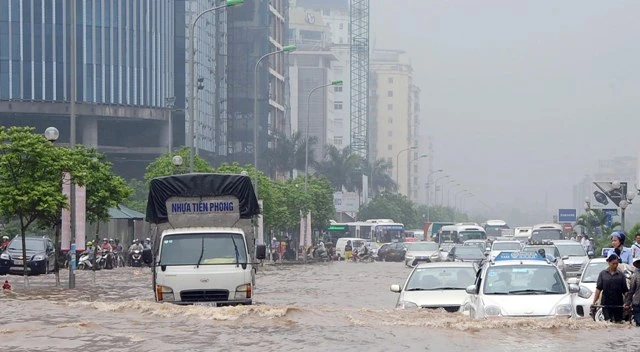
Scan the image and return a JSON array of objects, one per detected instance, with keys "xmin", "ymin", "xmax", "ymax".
[{"xmin": 1, "ymin": 262, "xmax": 638, "ymax": 352}]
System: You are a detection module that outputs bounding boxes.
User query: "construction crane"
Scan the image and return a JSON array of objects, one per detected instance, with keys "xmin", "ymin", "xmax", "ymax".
[{"xmin": 349, "ymin": 0, "xmax": 370, "ymax": 159}]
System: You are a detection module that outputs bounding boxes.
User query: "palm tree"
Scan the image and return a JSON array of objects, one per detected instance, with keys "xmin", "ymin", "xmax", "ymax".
[
  {"xmin": 360, "ymin": 158, "xmax": 397, "ymax": 195},
  {"xmin": 315, "ymin": 145, "xmax": 362, "ymax": 191},
  {"xmin": 576, "ymin": 209, "xmax": 622, "ymax": 236},
  {"xmin": 266, "ymin": 131, "xmax": 318, "ymax": 179}
]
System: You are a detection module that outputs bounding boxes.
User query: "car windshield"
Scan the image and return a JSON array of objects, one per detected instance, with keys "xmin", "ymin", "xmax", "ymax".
[
  {"xmin": 492, "ymin": 242, "xmax": 521, "ymax": 251},
  {"xmin": 581, "ymin": 262, "xmax": 608, "ymax": 283},
  {"xmin": 485, "ymin": 225, "xmax": 509, "ymax": 236},
  {"xmin": 464, "ymin": 241, "xmax": 486, "ymax": 250},
  {"xmin": 531, "ymin": 229, "xmax": 562, "ymax": 241},
  {"xmin": 8, "ymin": 238, "xmax": 46, "ymax": 251},
  {"xmin": 454, "ymin": 247, "xmax": 484, "ymax": 257},
  {"xmin": 483, "ymin": 265, "xmax": 566, "ymax": 294},
  {"xmin": 406, "ymin": 242, "xmax": 438, "ymax": 251},
  {"xmin": 556, "ymin": 244, "xmax": 587, "ymax": 257},
  {"xmin": 405, "ymin": 266, "xmax": 476, "ymax": 291},
  {"xmin": 523, "ymin": 246, "xmax": 561, "ymax": 258},
  {"xmin": 159, "ymin": 233, "xmax": 247, "ymax": 265}
]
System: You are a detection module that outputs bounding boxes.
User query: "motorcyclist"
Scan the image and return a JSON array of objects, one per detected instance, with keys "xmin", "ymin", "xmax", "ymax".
[
  {"xmin": 101, "ymin": 238, "xmax": 113, "ymax": 252},
  {"xmin": 344, "ymin": 240, "xmax": 353, "ymax": 261},
  {"xmin": 358, "ymin": 242, "xmax": 369, "ymax": 260},
  {"xmin": 129, "ymin": 239, "xmax": 143, "ymax": 253},
  {"xmin": 143, "ymin": 238, "xmax": 152, "ymax": 251},
  {"xmin": 0, "ymin": 235, "xmax": 9, "ymax": 251},
  {"xmin": 611, "ymin": 231, "xmax": 633, "ymax": 265}
]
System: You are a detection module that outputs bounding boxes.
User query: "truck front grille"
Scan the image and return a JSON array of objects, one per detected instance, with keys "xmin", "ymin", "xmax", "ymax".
[{"xmin": 180, "ymin": 290, "xmax": 229, "ymax": 302}]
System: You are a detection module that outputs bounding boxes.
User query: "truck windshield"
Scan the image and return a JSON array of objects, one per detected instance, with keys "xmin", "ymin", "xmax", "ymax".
[{"xmin": 159, "ymin": 233, "xmax": 247, "ymax": 265}]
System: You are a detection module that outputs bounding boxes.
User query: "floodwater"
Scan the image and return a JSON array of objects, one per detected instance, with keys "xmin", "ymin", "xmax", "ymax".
[{"xmin": 1, "ymin": 261, "xmax": 638, "ymax": 352}]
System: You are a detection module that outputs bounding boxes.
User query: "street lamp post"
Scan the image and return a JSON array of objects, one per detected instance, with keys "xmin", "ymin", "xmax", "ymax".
[
  {"xmin": 444, "ymin": 181, "xmax": 459, "ymax": 207},
  {"xmin": 172, "ymin": 155, "xmax": 184, "ymax": 174},
  {"xmin": 611, "ymin": 181, "xmax": 636, "ymax": 231},
  {"xmin": 44, "ymin": 127, "xmax": 60, "ymax": 287},
  {"xmin": 252, "ymin": 44, "xmax": 296, "ymax": 198},
  {"xmin": 395, "ymin": 146, "xmax": 417, "ymax": 193},
  {"xmin": 433, "ymin": 175, "xmax": 450, "ymax": 207},
  {"xmin": 425, "ymin": 169, "xmax": 443, "ymax": 222},
  {"xmin": 189, "ymin": 0, "xmax": 245, "ymax": 173}
]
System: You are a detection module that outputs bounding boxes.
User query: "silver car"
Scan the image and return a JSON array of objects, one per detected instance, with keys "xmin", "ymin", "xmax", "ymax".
[
  {"xmin": 404, "ymin": 242, "xmax": 440, "ymax": 267},
  {"xmin": 553, "ymin": 240, "xmax": 589, "ymax": 278}
]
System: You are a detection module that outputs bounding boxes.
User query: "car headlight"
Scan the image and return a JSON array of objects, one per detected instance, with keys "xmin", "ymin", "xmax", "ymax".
[
  {"xmin": 32, "ymin": 255, "xmax": 45, "ymax": 261},
  {"xmin": 484, "ymin": 305, "xmax": 502, "ymax": 316},
  {"xmin": 234, "ymin": 284, "xmax": 252, "ymax": 299},
  {"xmin": 578, "ymin": 285, "xmax": 593, "ymax": 299},
  {"xmin": 0, "ymin": 253, "xmax": 9, "ymax": 260},
  {"xmin": 555, "ymin": 304, "xmax": 572, "ymax": 316},
  {"xmin": 155, "ymin": 285, "xmax": 175, "ymax": 302},
  {"xmin": 396, "ymin": 301, "xmax": 419, "ymax": 309}
]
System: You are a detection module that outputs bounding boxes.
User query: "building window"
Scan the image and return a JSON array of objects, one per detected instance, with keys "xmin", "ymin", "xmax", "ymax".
[
  {"xmin": 334, "ymin": 136, "xmax": 343, "ymax": 146},
  {"xmin": 387, "ymin": 90, "xmax": 393, "ymax": 97},
  {"xmin": 387, "ymin": 104, "xmax": 393, "ymax": 111},
  {"xmin": 388, "ymin": 77, "xmax": 394, "ymax": 84},
  {"xmin": 387, "ymin": 144, "xmax": 393, "ymax": 151},
  {"xmin": 388, "ymin": 117, "xmax": 393, "ymax": 124},
  {"xmin": 334, "ymin": 101, "xmax": 343, "ymax": 110},
  {"xmin": 388, "ymin": 131, "xmax": 393, "ymax": 137},
  {"xmin": 334, "ymin": 85, "xmax": 343, "ymax": 92}
]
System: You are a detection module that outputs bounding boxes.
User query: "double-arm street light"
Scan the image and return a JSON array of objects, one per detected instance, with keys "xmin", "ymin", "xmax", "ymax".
[
  {"xmin": 304, "ymin": 80, "xmax": 343, "ymax": 193},
  {"xmin": 611, "ymin": 180, "xmax": 636, "ymax": 231},
  {"xmin": 433, "ymin": 175, "xmax": 450, "ymax": 206},
  {"xmin": 189, "ymin": 0, "xmax": 245, "ymax": 173},
  {"xmin": 425, "ymin": 169, "xmax": 443, "ymax": 222},
  {"xmin": 395, "ymin": 146, "xmax": 417, "ymax": 192},
  {"xmin": 252, "ymin": 44, "xmax": 297, "ymax": 198}
]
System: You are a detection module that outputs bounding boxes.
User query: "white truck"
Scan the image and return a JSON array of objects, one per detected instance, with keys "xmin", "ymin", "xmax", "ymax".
[{"xmin": 146, "ymin": 173, "xmax": 266, "ymax": 307}]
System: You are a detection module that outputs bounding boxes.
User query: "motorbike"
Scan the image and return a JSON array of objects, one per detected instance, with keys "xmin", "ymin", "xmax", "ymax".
[
  {"xmin": 142, "ymin": 248, "xmax": 153, "ymax": 267},
  {"xmin": 77, "ymin": 251, "xmax": 95, "ymax": 270},
  {"xmin": 352, "ymin": 249, "xmax": 374, "ymax": 263},
  {"xmin": 130, "ymin": 250, "xmax": 143, "ymax": 267}
]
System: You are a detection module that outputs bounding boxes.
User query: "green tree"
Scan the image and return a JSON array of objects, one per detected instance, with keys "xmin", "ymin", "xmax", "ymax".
[
  {"xmin": 358, "ymin": 192, "xmax": 418, "ymax": 228},
  {"xmin": 144, "ymin": 146, "xmax": 213, "ymax": 182},
  {"xmin": 359, "ymin": 158, "xmax": 397, "ymax": 195},
  {"xmin": 0, "ymin": 126, "xmax": 78, "ymax": 283},
  {"xmin": 315, "ymin": 145, "xmax": 362, "ymax": 191},
  {"xmin": 307, "ymin": 176, "xmax": 336, "ymax": 231},
  {"xmin": 266, "ymin": 131, "xmax": 318, "ymax": 179},
  {"xmin": 123, "ymin": 179, "xmax": 148, "ymax": 213}
]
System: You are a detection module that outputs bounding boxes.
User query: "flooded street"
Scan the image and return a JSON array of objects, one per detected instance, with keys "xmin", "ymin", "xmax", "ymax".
[{"xmin": 1, "ymin": 262, "xmax": 638, "ymax": 352}]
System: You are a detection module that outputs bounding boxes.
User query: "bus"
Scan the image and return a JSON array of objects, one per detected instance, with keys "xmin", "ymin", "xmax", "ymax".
[
  {"xmin": 436, "ymin": 224, "xmax": 487, "ymax": 244},
  {"xmin": 483, "ymin": 220, "xmax": 510, "ymax": 238},
  {"xmin": 326, "ymin": 221, "xmax": 373, "ymax": 243},
  {"xmin": 365, "ymin": 219, "xmax": 406, "ymax": 243}
]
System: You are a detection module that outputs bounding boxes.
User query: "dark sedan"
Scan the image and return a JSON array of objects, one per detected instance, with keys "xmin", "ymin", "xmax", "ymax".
[
  {"xmin": 377, "ymin": 243, "xmax": 407, "ymax": 262},
  {"xmin": 0, "ymin": 237, "xmax": 56, "ymax": 275},
  {"xmin": 446, "ymin": 246, "xmax": 486, "ymax": 264}
]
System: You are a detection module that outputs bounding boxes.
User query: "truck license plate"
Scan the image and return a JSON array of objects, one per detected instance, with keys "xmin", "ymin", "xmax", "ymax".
[{"xmin": 194, "ymin": 302, "xmax": 217, "ymax": 307}]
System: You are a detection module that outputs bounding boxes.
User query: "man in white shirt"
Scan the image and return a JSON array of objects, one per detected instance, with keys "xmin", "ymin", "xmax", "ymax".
[{"xmin": 631, "ymin": 233, "xmax": 640, "ymax": 259}]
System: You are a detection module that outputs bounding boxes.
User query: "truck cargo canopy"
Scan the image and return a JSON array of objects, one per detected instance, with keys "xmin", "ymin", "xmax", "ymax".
[{"xmin": 145, "ymin": 173, "xmax": 260, "ymax": 224}]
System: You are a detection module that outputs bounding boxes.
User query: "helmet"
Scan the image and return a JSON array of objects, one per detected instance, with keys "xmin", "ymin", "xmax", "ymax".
[
  {"xmin": 87, "ymin": 241, "xmax": 93, "ymax": 246},
  {"xmin": 134, "ymin": 239, "xmax": 140, "ymax": 243},
  {"xmin": 145, "ymin": 238, "xmax": 151, "ymax": 242},
  {"xmin": 103, "ymin": 238, "xmax": 108, "ymax": 242},
  {"xmin": 611, "ymin": 231, "xmax": 626, "ymax": 245},
  {"xmin": 109, "ymin": 238, "xmax": 114, "ymax": 242},
  {"xmin": 2, "ymin": 235, "xmax": 8, "ymax": 240}
]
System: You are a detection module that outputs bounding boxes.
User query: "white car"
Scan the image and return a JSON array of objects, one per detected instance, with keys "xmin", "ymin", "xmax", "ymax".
[
  {"xmin": 465, "ymin": 251, "xmax": 580, "ymax": 319},
  {"xmin": 489, "ymin": 240, "xmax": 522, "ymax": 261},
  {"xmin": 404, "ymin": 242, "xmax": 440, "ymax": 267},
  {"xmin": 391, "ymin": 262, "xmax": 478, "ymax": 311},
  {"xmin": 553, "ymin": 240, "xmax": 590, "ymax": 278},
  {"xmin": 569, "ymin": 258, "xmax": 607, "ymax": 318}
]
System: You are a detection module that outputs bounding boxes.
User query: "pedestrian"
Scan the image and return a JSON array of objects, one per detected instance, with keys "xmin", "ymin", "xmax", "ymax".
[
  {"xmin": 593, "ymin": 253, "xmax": 629, "ymax": 323},
  {"xmin": 625, "ymin": 257, "xmax": 640, "ymax": 326},
  {"xmin": 344, "ymin": 240, "xmax": 353, "ymax": 261},
  {"xmin": 631, "ymin": 233, "xmax": 640, "ymax": 259},
  {"xmin": 611, "ymin": 232, "xmax": 633, "ymax": 265}
]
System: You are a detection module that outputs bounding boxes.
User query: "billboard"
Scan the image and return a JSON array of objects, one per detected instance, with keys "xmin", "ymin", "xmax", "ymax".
[
  {"xmin": 590, "ymin": 181, "xmax": 628, "ymax": 209},
  {"xmin": 333, "ymin": 192, "xmax": 359, "ymax": 212},
  {"xmin": 558, "ymin": 209, "xmax": 577, "ymax": 222}
]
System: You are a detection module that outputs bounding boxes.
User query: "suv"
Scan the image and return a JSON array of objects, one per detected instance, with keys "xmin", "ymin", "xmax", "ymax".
[
  {"xmin": 0, "ymin": 236, "xmax": 56, "ymax": 275},
  {"xmin": 553, "ymin": 240, "xmax": 589, "ymax": 278},
  {"xmin": 522, "ymin": 242, "xmax": 567, "ymax": 278}
]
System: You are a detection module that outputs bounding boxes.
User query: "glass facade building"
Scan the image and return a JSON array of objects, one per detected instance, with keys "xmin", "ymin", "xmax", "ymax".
[{"xmin": 0, "ymin": 0, "xmax": 174, "ymax": 107}]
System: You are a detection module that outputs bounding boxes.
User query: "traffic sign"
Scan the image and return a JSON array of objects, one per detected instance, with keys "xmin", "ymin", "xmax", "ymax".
[{"xmin": 558, "ymin": 209, "xmax": 577, "ymax": 222}]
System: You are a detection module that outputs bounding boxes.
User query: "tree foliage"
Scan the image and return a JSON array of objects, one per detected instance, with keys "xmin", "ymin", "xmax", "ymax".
[
  {"xmin": 144, "ymin": 146, "xmax": 213, "ymax": 182},
  {"xmin": 358, "ymin": 192, "xmax": 418, "ymax": 228},
  {"xmin": 315, "ymin": 145, "xmax": 363, "ymax": 191},
  {"xmin": 123, "ymin": 179, "xmax": 148, "ymax": 213},
  {"xmin": 266, "ymin": 131, "xmax": 318, "ymax": 179}
]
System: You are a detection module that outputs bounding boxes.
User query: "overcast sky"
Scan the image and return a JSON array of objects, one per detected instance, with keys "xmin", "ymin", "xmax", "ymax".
[{"xmin": 371, "ymin": 0, "xmax": 640, "ymax": 222}]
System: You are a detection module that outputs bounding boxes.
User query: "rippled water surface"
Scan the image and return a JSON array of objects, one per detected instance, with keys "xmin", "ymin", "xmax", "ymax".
[{"xmin": 1, "ymin": 261, "xmax": 637, "ymax": 352}]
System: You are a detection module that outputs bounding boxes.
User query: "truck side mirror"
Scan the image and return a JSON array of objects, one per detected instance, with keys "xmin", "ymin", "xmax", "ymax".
[{"xmin": 256, "ymin": 244, "xmax": 267, "ymax": 260}]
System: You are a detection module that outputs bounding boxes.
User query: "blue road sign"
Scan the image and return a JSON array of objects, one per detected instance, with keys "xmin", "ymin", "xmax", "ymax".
[{"xmin": 558, "ymin": 209, "xmax": 577, "ymax": 222}]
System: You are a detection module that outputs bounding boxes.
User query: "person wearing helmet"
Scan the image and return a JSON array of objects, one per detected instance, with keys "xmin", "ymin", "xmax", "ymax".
[
  {"xmin": 0, "ymin": 236, "xmax": 10, "ymax": 251},
  {"xmin": 611, "ymin": 232, "xmax": 633, "ymax": 265},
  {"xmin": 270, "ymin": 237, "xmax": 279, "ymax": 261},
  {"xmin": 129, "ymin": 239, "xmax": 143, "ymax": 252},
  {"xmin": 101, "ymin": 238, "xmax": 113, "ymax": 252}
]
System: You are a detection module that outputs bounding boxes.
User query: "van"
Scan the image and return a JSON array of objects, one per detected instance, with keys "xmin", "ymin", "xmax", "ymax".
[
  {"xmin": 513, "ymin": 227, "xmax": 532, "ymax": 243},
  {"xmin": 435, "ymin": 225, "xmax": 487, "ymax": 244},
  {"xmin": 530, "ymin": 223, "xmax": 564, "ymax": 243},
  {"xmin": 335, "ymin": 237, "xmax": 367, "ymax": 260}
]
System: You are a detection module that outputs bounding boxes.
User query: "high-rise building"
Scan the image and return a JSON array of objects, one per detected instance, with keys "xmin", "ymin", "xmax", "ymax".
[
  {"xmin": 370, "ymin": 49, "xmax": 420, "ymax": 197},
  {"xmin": 0, "ymin": 0, "xmax": 175, "ymax": 178}
]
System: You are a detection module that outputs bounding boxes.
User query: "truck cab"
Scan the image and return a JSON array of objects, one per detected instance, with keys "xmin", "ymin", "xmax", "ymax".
[{"xmin": 146, "ymin": 173, "xmax": 266, "ymax": 306}]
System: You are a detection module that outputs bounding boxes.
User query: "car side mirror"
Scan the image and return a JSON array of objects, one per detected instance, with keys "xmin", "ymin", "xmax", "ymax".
[
  {"xmin": 562, "ymin": 255, "xmax": 569, "ymax": 260},
  {"xmin": 390, "ymin": 284, "xmax": 402, "ymax": 293},
  {"xmin": 465, "ymin": 284, "xmax": 477, "ymax": 295},
  {"xmin": 256, "ymin": 244, "xmax": 267, "ymax": 260},
  {"xmin": 567, "ymin": 277, "xmax": 579, "ymax": 285},
  {"xmin": 439, "ymin": 248, "xmax": 444, "ymax": 252},
  {"xmin": 568, "ymin": 283, "xmax": 580, "ymax": 294}
]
